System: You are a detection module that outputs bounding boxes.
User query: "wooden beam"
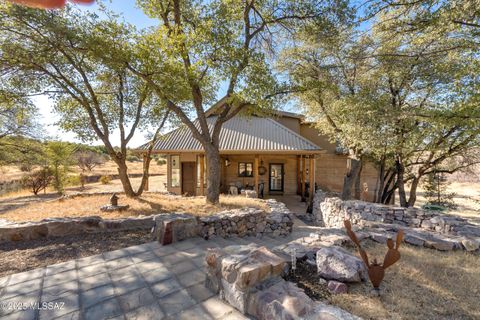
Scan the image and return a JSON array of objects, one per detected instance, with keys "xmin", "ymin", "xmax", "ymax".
[
  {"xmin": 301, "ymin": 155, "xmax": 306, "ymax": 202},
  {"xmin": 254, "ymin": 155, "xmax": 259, "ymax": 197},
  {"xmin": 296, "ymin": 155, "xmax": 301, "ymax": 195},
  {"xmin": 143, "ymin": 153, "xmax": 149, "ymax": 191},
  {"xmin": 309, "ymin": 155, "xmax": 315, "ymax": 203},
  {"xmin": 200, "ymin": 154, "xmax": 205, "ymax": 196}
]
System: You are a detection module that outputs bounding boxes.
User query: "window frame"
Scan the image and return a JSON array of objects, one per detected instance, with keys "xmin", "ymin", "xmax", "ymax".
[
  {"xmin": 170, "ymin": 155, "xmax": 180, "ymax": 187},
  {"xmin": 238, "ymin": 162, "xmax": 254, "ymax": 177}
]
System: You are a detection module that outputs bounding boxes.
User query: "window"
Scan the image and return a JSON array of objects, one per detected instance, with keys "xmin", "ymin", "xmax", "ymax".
[
  {"xmin": 238, "ymin": 162, "xmax": 253, "ymax": 177},
  {"xmin": 196, "ymin": 155, "xmax": 207, "ymax": 187},
  {"xmin": 171, "ymin": 155, "xmax": 180, "ymax": 187}
]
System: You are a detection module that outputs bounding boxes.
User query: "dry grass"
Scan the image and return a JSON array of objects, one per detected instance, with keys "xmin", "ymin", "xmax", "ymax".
[
  {"xmin": 330, "ymin": 240, "xmax": 480, "ymax": 320},
  {"xmin": 0, "ymin": 193, "xmax": 269, "ymax": 222}
]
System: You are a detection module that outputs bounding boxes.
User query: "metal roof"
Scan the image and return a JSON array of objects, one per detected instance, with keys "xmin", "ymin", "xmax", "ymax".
[{"xmin": 138, "ymin": 115, "xmax": 322, "ymax": 153}]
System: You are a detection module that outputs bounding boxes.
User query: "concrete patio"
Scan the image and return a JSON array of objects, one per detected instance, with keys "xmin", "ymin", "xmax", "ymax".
[{"xmin": 0, "ymin": 233, "xmax": 304, "ymax": 320}]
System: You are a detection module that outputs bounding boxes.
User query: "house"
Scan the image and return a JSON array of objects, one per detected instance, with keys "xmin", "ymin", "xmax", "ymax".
[{"xmin": 137, "ymin": 110, "xmax": 378, "ymax": 201}]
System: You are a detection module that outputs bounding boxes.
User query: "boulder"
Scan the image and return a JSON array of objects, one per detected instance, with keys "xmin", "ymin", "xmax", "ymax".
[{"xmin": 316, "ymin": 246, "xmax": 367, "ymax": 283}]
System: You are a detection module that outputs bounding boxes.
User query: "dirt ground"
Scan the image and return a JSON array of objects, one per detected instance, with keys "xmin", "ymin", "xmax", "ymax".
[{"xmin": 0, "ymin": 230, "xmax": 151, "ymax": 278}]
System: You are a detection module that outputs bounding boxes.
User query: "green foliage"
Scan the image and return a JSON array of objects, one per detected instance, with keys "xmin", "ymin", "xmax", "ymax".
[{"xmin": 156, "ymin": 158, "xmax": 166, "ymax": 165}]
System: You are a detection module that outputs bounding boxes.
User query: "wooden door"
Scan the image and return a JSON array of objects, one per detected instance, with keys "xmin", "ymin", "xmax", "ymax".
[{"xmin": 182, "ymin": 162, "xmax": 196, "ymax": 196}]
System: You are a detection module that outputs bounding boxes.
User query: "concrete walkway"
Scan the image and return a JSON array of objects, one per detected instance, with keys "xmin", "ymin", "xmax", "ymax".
[{"xmin": 0, "ymin": 231, "xmax": 312, "ymax": 320}]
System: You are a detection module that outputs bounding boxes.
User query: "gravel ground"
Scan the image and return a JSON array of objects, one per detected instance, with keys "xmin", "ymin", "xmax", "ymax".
[{"xmin": 0, "ymin": 230, "xmax": 151, "ymax": 278}]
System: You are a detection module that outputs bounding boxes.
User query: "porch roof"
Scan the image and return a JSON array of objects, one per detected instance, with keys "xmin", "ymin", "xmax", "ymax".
[{"xmin": 137, "ymin": 115, "xmax": 323, "ymax": 154}]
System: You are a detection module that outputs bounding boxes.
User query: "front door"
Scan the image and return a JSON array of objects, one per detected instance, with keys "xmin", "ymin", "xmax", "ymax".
[
  {"xmin": 269, "ymin": 164, "xmax": 284, "ymax": 192},
  {"xmin": 182, "ymin": 162, "xmax": 196, "ymax": 196}
]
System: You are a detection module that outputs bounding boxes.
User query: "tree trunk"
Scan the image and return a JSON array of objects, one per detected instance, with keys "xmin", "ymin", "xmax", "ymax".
[
  {"xmin": 116, "ymin": 160, "xmax": 136, "ymax": 197},
  {"xmin": 341, "ymin": 155, "xmax": 362, "ymax": 200},
  {"xmin": 354, "ymin": 160, "xmax": 363, "ymax": 200},
  {"xmin": 407, "ymin": 176, "xmax": 421, "ymax": 207},
  {"xmin": 396, "ymin": 157, "xmax": 408, "ymax": 207},
  {"xmin": 204, "ymin": 144, "xmax": 221, "ymax": 204},
  {"xmin": 374, "ymin": 159, "xmax": 386, "ymax": 203},
  {"xmin": 135, "ymin": 154, "xmax": 152, "ymax": 197}
]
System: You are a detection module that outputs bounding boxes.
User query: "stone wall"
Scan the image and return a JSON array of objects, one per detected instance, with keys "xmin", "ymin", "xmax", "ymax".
[
  {"xmin": 1, "ymin": 199, "xmax": 293, "ymax": 243},
  {"xmin": 314, "ymin": 191, "xmax": 436, "ymax": 228},
  {"xmin": 152, "ymin": 199, "xmax": 294, "ymax": 244},
  {"xmin": 313, "ymin": 189, "xmax": 480, "ymax": 240},
  {"xmin": 0, "ymin": 215, "xmax": 156, "ymax": 242}
]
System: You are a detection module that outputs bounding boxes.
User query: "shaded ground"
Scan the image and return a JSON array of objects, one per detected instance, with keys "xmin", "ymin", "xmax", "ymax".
[{"xmin": 0, "ymin": 230, "xmax": 151, "ymax": 278}]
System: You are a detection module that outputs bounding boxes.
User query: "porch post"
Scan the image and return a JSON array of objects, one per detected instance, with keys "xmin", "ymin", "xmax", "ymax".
[
  {"xmin": 297, "ymin": 155, "xmax": 301, "ymax": 195},
  {"xmin": 143, "ymin": 153, "xmax": 149, "ymax": 191},
  {"xmin": 254, "ymin": 155, "xmax": 259, "ymax": 197},
  {"xmin": 200, "ymin": 154, "xmax": 205, "ymax": 196},
  {"xmin": 301, "ymin": 155, "xmax": 306, "ymax": 202},
  {"xmin": 309, "ymin": 155, "xmax": 315, "ymax": 203}
]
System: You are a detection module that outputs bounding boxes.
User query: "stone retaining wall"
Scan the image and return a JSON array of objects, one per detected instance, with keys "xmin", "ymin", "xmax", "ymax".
[
  {"xmin": 0, "ymin": 215, "xmax": 156, "ymax": 242},
  {"xmin": 313, "ymin": 189, "xmax": 480, "ymax": 239},
  {"xmin": 314, "ymin": 192, "xmax": 436, "ymax": 228},
  {"xmin": 152, "ymin": 199, "xmax": 294, "ymax": 244},
  {"xmin": 0, "ymin": 198, "xmax": 293, "ymax": 243}
]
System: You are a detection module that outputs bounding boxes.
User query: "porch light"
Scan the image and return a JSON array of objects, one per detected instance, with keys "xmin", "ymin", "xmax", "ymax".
[{"xmin": 225, "ymin": 158, "xmax": 231, "ymax": 167}]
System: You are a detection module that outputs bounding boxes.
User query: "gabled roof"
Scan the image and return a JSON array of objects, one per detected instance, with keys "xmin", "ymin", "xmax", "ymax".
[{"xmin": 138, "ymin": 115, "xmax": 322, "ymax": 153}]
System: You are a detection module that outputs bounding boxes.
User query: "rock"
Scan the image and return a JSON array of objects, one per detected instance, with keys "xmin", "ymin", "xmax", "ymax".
[
  {"xmin": 316, "ymin": 246, "xmax": 368, "ymax": 282},
  {"xmin": 404, "ymin": 234, "xmax": 425, "ymax": 247},
  {"xmin": 425, "ymin": 239, "xmax": 455, "ymax": 251},
  {"xmin": 461, "ymin": 238, "xmax": 480, "ymax": 252},
  {"xmin": 327, "ymin": 280, "xmax": 348, "ymax": 294},
  {"xmin": 318, "ymin": 278, "xmax": 328, "ymax": 286},
  {"xmin": 305, "ymin": 302, "xmax": 362, "ymax": 320}
]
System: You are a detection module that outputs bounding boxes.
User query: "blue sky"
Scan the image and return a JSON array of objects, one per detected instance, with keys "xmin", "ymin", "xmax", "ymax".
[{"xmin": 36, "ymin": 0, "xmax": 157, "ymax": 147}]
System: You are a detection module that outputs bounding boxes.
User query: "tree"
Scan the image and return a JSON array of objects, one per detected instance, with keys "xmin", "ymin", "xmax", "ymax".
[
  {"xmin": 127, "ymin": 0, "xmax": 351, "ymax": 203},
  {"xmin": 22, "ymin": 167, "xmax": 53, "ymax": 195},
  {"xmin": 45, "ymin": 141, "xmax": 75, "ymax": 193},
  {"xmin": 283, "ymin": 10, "xmax": 480, "ymax": 207},
  {"xmin": 0, "ymin": 4, "xmax": 169, "ymax": 197},
  {"xmin": 423, "ymin": 171, "xmax": 456, "ymax": 209},
  {"xmin": 75, "ymin": 150, "xmax": 105, "ymax": 172}
]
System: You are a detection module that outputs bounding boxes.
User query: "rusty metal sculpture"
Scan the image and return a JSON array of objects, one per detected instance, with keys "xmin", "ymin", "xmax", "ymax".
[{"xmin": 344, "ymin": 219, "xmax": 404, "ymax": 292}]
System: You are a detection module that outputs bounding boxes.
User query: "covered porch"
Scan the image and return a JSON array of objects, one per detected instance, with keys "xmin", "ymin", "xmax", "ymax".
[{"xmin": 150, "ymin": 152, "xmax": 319, "ymax": 203}]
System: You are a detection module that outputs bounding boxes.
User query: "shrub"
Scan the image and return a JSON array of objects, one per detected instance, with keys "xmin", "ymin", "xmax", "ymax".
[
  {"xmin": 126, "ymin": 155, "xmax": 140, "ymax": 162},
  {"xmin": 65, "ymin": 174, "xmax": 81, "ymax": 186},
  {"xmin": 99, "ymin": 175, "xmax": 112, "ymax": 184},
  {"xmin": 156, "ymin": 159, "xmax": 167, "ymax": 165}
]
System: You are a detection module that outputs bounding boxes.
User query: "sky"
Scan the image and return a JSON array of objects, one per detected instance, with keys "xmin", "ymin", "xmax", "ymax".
[{"xmin": 35, "ymin": 0, "xmax": 157, "ymax": 147}]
